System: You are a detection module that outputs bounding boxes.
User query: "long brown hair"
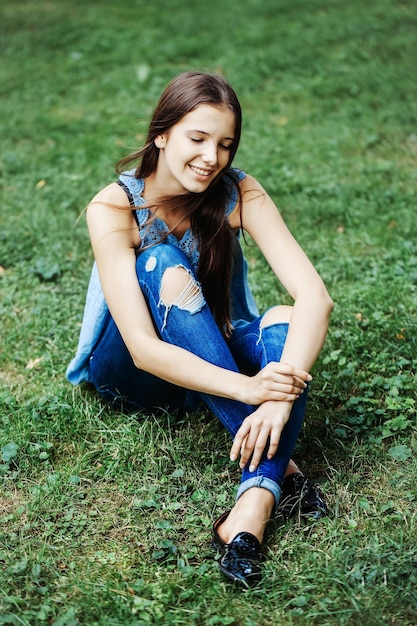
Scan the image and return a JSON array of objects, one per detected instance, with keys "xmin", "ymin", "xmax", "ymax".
[{"xmin": 116, "ymin": 71, "xmax": 242, "ymax": 336}]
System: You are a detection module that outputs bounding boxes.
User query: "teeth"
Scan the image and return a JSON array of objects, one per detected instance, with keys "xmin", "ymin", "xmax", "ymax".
[{"xmin": 190, "ymin": 165, "xmax": 210, "ymax": 176}]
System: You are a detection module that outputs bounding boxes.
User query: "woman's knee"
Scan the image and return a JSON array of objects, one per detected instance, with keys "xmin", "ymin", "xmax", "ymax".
[
  {"xmin": 260, "ymin": 305, "xmax": 293, "ymax": 328},
  {"xmin": 160, "ymin": 265, "xmax": 204, "ymax": 311},
  {"xmin": 137, "ymin": 245, "xmax": 205, "ymax": 312},
  {"xmin": 136, "ymin": 244, "xmax": 192, "ymax": 285},
  {"xmin": 136, "ymin": 243, "xmax": 190, "ymax": 274}
]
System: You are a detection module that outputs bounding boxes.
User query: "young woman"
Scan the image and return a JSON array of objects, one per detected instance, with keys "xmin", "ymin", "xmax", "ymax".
[{"xmin": 67, "ymin": 71, "xmax": 333, "ymax": 587}]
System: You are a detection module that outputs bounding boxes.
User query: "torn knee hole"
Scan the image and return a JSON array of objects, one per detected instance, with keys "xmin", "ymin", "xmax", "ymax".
[
  {"xmin": 160, "ymin": 266, "xmax": 194, "ymax": 304},
  {"xmin": 160, "ymin": 266, "xmax": 205, "ymax": 312}
]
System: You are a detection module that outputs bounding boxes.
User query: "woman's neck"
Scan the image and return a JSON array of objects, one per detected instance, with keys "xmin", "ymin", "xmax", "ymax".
[
  {"xmin": 144, "ymin": 170, "xmax": 188, "ymax": 202},
  {"xmin": 143, "ymin": 174, "xmax": 191, "ymax": 238}
]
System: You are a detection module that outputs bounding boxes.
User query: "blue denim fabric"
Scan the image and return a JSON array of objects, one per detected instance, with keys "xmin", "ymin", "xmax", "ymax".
[
  {"xmin": 89, "ymin": 244, "xmax": 307, "ymax": 504},
  {"xmin": 66, "ymin": 168, "xmax": 255, "ymax": 386}
]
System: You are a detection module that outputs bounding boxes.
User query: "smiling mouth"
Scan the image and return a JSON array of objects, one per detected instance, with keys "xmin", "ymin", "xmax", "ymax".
[{"xmin": 189, "ymin": 165, "xmax": 212, "ymax": 177}]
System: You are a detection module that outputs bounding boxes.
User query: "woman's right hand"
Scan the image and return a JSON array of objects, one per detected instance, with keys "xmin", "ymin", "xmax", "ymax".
[
  {"xmin": 230, "ymin": 399, "xmax": 293, "ymax": 471},
  {"xmin": 242, "ymin": 361, "xmax": 311, "ymax": 405}
]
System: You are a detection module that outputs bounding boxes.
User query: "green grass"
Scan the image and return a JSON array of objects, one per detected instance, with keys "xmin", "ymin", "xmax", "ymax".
[{"xmin": 1, "ymin": 0, "xmax": 416, "ymax": 624}]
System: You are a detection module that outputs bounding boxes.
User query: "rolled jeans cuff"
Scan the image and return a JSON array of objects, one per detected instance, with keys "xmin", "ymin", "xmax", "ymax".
[{"xmin": 236, "ymin": 476, "xmax": 281, "ymax": 506}]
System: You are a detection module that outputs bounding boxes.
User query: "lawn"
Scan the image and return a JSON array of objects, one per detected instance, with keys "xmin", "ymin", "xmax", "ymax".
[{"xmin": 1, "ymin": 0, "xmax": 416, "ymax": 624}]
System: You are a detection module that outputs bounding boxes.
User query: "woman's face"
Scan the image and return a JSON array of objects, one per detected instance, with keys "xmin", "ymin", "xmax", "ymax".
[{"xmin": 154, "ymin": 104, "xmax": 236, "ymax": 195}]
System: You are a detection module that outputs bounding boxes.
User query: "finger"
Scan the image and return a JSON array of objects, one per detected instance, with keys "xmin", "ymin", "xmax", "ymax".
[
  {"xmin": 272, "ymin": 373, "xmax": 310, "ymax": 392},
  {"xmin": 267, "ymin": 426, "xmax": 282, "ymax": 460},
  {"xmin": 272, "ymin": 371, "xmax": 307, "ymax": 387},
  {"xmin": 260, "ymin": 369, "xmax": 308, "ymax": 394},
  {"xmin": 272, "ymin": 362, "xmax": 312, "ymax": 382},
  {"xmin": 246, "ymin": 428, "xmax": 270, "ymax": 472},
  {"xmin": 240, "ymin": 435, "xmax": 248, "ymax": 456},
  {"xmin": 230, "ymin": 424, "xmax": 251, "ymax": 461},
  {"xmin": 239, "ymin": 427, "xmax": 261, "ymax": 469},
  {"xmin": 273, "ymin": 381, "xmax": 305, "ymax": 395},
  {"xmin": 290, "ymin": 377, "xmax": 309, "ymax": 390},
  {"xmin": 274, "ymin": 391, "xmax": 302, "ymax": 402}
]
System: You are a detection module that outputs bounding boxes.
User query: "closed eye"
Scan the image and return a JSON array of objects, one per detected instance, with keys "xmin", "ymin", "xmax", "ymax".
[
  {"xmin": 190, "ymin": 136, "xmax": 233, "ymax": 150},
  {"xmin": 191, "ymin": 138, "xmax": 232, "ymax": 151}
]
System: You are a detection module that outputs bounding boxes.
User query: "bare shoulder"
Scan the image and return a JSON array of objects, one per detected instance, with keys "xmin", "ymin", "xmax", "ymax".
[
  {"xmin": 89, "ymin": 182, "xmax": 131, "ymax": 212},
  {"xmin": 86, "ymin": 182, "xmax": 139, "ymax": 247},
  {"xmin": 238, "ymin": 173, "xmax": 271, "ymax": 214},
  {"xmin": 228, "ymin": 173, "xmax": 273, "ymax": 229},
  {"xmin": 87, "ymin": 182, "xmax": 134, "ymax": 225},
  {"xmin": 239, "ymin": 172, "xmax": 266, "ymax": 194}
]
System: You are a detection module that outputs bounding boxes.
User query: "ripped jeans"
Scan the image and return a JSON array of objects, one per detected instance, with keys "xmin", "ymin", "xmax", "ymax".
[{"xmin": 89, "ymin": 244, "xmax": 307, "ymax": 504}]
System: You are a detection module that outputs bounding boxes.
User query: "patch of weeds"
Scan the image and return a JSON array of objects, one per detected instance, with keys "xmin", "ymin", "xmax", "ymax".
[{"xmin": 1, "ymin": 442, "xmax": 19, "ymax": 476}]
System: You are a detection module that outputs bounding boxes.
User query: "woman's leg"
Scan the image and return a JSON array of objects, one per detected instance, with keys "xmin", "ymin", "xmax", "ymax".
[
  {"xmin": 228, "ymin": 314, "xmax": 308, "ymax": 494},
  {"xmin": 134, "ymin": 247, "xmax": 307, "ymax": 516},
  {"xmin": 212, "ymin": 314, "xmax": 308, "ymax": 542},
  {"xmin": 89, "ymin": 315, "xmax": 187, "ymax": 412},
  {"xmin": 227, "ymin": 311, "xmax": 328, "ymax": 531},
  {"xmin": 92, "ymin": 244, "xmax": 307, "ymax": 538},
  {"xmin": 89, "ymin": 243, "xmax": 248, "ymax": 417}
]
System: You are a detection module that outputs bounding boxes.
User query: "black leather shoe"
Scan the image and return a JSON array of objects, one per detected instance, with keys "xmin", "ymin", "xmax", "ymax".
[
  {"xmin": 278, "ymin": 472, "xmax": 328, "ymax": 521},
  {"xmin": 211, "ymin": 511, "xmax": 264, "ymax": 588}
]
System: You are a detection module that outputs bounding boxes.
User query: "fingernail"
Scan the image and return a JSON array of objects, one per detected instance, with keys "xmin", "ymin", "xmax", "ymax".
[
  {"xmin": 249, "ymin": 465, "xmax": 256, "ymax": 473},
  {"xmin": 230, "ymin": 454, "xmax": 236, "ymax": 461},
  {"xmin": 307, "ymin": 375, "xmax": 313, "ymax": 381}
]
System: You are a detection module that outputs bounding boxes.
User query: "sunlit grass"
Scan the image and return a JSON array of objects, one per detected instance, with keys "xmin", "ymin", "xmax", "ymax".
[{"xmin": 1, "ymin": 0, "xmax": 416, "ymax": 624}]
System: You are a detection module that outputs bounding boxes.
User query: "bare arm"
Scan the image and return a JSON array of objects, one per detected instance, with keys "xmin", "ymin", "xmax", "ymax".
[
  {"xmin": 230, "ymin": 174, "xmax": 334, "ymax": 371},
  {"xmin": 86, "ymin": 183, "xmax": 310, "ymax": 405},
  {"xmin": 229, "ymin": 174, "xmax": 334, "ymax": 469}
]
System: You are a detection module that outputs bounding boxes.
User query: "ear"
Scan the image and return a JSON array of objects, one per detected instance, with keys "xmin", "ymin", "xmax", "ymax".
[{"xmin": 154, "ymin": 134, "xmax": 166, "ymax": 149}]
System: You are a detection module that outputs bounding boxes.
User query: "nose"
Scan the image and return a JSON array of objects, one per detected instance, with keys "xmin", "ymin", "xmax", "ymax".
[{"xmin": 202, "ymin": 141, "xmax": 217, "ymax": 166}]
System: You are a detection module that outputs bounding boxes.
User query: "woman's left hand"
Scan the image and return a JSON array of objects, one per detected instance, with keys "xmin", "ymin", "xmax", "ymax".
[{"xmin": 229, "ymin": 400, "xmax": 293, "ymax": 472}]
